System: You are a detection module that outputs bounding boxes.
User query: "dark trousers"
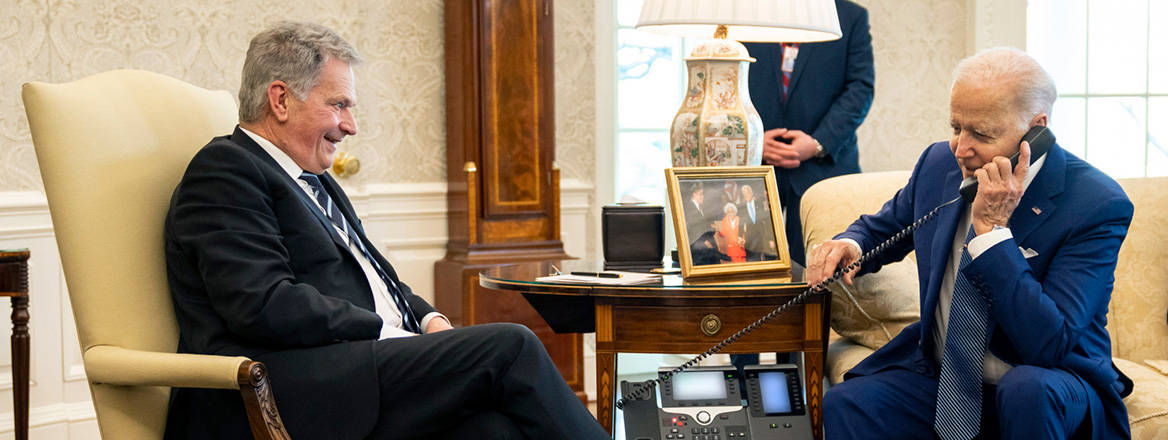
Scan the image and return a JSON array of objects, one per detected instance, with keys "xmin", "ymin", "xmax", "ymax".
[
  {"xmin": 823, "ymin": 366, "xmax": 1092, "ymax": 439},
  {"xmin": 367, "ymin": 323, "xmax": 608, "ymax": 440}
]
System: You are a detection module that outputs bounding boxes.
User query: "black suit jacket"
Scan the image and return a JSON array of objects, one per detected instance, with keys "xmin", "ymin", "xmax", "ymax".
[
  {"xmin": 164, "ymin": 126, "xmax": 436, "ymax": 439},
  {"xmin": 744, "ymin": 0, "xmax": 874, "ymax": 197},
  {"xmin": 738, "ymin": 199, "xmax": 773, "ymax": 259}
]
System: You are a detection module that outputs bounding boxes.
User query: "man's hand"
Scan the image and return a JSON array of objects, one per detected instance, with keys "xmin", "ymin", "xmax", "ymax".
[
  {"xmin": 776, "ymin": 129, "xmax": 820, "ymax": 161},
  {"xmin": 806, "ymin": 240, "xmax": 861, "ymax": 286},
  {"xmin": 425, "ymin": 316, "xmax": 454, "ymax": 334},
  {"xmin": 762, "ymin": 128, "xmax": 801, "ymax": 168},
  {"xmin": 971, "ymin": 140, "xmax": 1030, "ymax": 235}
]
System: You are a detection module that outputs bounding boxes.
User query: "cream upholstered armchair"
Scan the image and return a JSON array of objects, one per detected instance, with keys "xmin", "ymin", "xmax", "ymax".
[{"xmin": 22, "ymin": 70, "xmax": 289, "ymax": 439}]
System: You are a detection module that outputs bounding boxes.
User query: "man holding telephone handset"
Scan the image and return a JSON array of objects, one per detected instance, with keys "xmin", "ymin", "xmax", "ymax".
[{"xmin": 811, "ymin": 48, "xmax": 1133, "ymax": 439}]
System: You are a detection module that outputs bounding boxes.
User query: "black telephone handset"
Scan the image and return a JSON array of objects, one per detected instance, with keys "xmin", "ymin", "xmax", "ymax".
[
  {"xmin": 958, "ymin": 125, "xmax": 1055, "ymax": 202},
  {"xmin": 616, "ymin": 127, "xmax": 1059, "ymax": 411}
]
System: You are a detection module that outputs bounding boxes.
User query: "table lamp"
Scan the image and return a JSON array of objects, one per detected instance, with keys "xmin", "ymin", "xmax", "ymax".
[{"xmin": 637, "ymin": 0, "xmax": 842, "ymax": 167}]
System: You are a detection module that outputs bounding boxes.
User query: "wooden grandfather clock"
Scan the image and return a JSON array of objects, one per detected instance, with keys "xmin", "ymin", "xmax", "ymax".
[{"xmin": 435, "ymin": 0, "xmax": 585, "ymax": 399}]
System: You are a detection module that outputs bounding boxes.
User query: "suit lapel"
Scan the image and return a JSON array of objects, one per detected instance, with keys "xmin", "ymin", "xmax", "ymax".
[
  {"xmin": 229, "ymin": 128, "xmax": 351, "ymax": 252},
  {"xmin": 920, "ymin": 169, "xmax": 966, "ymax": 340},
  {"xmin": 1009, "ymin": 146, "xmax": 1066, "ymax": 245},
  {"xmin": 783, "ymin": 43, "xmax": 815, "ymax": 108}
]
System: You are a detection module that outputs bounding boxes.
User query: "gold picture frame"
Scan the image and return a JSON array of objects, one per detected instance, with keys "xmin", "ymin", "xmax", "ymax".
[{"xmin": 666, "ymin": 166, "xmax": 791, "ymax": 279}]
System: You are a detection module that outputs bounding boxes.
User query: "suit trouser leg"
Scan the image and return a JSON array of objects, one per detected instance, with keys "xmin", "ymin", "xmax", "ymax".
[
  {"xmin": 823, "ymin": 369, "xmax": 938, "ymax": 440},
  {"xmin": 366, "ymin": 322, "xmax": 608, "ymax": 440},
  {"xmin": 424, "ymin": 411, "xmax": 524, "ymax": 440},
  {"xmin": 995, "ymin": 366, "xmax": 1090, "ymax": 439}
]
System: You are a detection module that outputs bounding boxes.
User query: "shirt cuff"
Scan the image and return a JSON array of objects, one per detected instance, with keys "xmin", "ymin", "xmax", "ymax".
[
  {"xmin": 967, "ymin": 227, "xmax": 1013, "ymax": 259},
  {"xmin": 420, "ymin": 312, "xmax": 450, "ymax": 333},
  {"xmin": 839, "ymin": 238, "xmax": 862, "ymax": 256}
]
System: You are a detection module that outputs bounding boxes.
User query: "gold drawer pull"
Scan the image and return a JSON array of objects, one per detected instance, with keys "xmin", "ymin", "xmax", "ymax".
[{"xmin": 700, "ymin": 314, "xmax": 722, "ymax": 336}]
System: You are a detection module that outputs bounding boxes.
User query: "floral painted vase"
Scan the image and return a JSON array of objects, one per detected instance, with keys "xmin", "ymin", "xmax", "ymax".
[{"xmin": 670, "ymin": 38, "xmax": 764, "ymax": 168}]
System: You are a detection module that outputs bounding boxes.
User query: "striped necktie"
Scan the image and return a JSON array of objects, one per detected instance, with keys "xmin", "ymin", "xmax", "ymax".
[
  {"xmin": 934, "ymin": 225, "xmax": 989, "ymax": 439},
  {"xmin": 781, "ymin": 43, "xmax": 799, "ymax": 101},
  {"xmin": 299, "ymin": 172, "xmax": 421, "ymax": 333}
]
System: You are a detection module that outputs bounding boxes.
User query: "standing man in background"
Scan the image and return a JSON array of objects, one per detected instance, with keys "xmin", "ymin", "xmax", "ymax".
[
  {"xmin": 735, "ymin": 0, "xmax": 874, "ymax": 375},
  {"xmin": 744, "ymin": 0, "xmax": 875, "ymax": 267}
]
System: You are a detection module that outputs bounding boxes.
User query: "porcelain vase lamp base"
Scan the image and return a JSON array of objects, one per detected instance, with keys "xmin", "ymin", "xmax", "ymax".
[{"xmin": 669, "ymin": 37, "xmax": 764, "ymax": 168}]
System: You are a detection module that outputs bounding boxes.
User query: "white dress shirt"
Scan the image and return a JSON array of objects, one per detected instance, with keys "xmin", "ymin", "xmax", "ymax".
[{"xmin": 241, "ymin": 127, "xmax": 446, "ymax": 339}]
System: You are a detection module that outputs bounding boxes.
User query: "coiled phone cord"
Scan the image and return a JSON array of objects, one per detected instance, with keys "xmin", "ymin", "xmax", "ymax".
[{"xmin": 615, "ymin": 195, "xmax": 963, "ymax": 410}]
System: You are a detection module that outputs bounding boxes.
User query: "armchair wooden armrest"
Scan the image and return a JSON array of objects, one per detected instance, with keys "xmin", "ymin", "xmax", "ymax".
[{"xmin": 84, "ymin": 346, "xmax": 291, "ymax": 439}]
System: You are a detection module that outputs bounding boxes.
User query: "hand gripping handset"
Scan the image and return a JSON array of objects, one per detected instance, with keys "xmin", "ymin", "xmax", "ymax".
[
  {"xmin": 616, "ymin": 127, "xmax": 1057, "ymax": 410},
  {"xmin": 958, "ymin": 125, "xmax": 1055, "ymax": 202}
]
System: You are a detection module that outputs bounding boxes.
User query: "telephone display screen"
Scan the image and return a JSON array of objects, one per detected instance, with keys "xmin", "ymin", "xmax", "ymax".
[
  {"xmin": 670, "ymin": 371, "xmax": 728, "ymax": 401},
  {"xmin": 759, "ymin": 371, "xmax": 793, "ymax": 415}
]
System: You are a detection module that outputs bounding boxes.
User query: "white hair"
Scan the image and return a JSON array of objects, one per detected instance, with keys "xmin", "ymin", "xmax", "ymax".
[{"xmin": 951, "ymin": 47, "xmax": 1057, "ymax": 123}]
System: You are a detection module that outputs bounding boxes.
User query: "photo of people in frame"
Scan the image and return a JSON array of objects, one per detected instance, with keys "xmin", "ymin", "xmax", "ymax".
[{"xmin": 679, "ymin": 177, "xmax": 779, "ymax": 267}]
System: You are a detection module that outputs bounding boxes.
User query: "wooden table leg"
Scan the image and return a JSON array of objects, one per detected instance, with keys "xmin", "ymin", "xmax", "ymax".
[
  {"xmin": 805, "ymin": 349, "xmax": 824, "ymax": 439},
  {"xmin": 596, "ymin": 350, "xmax": 616, "ymax": 434},
  {"xmin": 0, "ymin": 250, "xmax": 30, "ymax": 440}
]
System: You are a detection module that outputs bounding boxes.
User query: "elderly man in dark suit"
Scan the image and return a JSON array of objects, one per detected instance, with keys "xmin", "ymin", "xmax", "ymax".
[
  {"xmin": 815, "ymin": 48, "xmax": 1131, "ymax": 439},
  {"xmin": 163, "ymin": 21, "xmax": 607, "ymax": 440},
  {"xmin": 737, "ymin": 184, "xmax": 776, "ymax": 261}
]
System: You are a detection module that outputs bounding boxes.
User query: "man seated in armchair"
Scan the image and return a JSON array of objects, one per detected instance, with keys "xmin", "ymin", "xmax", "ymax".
[
  {"xmin": 162, "ymin": 21, "xmax": 608, "ymax": 439},
  {"xmin": 808, "ymin": 48, "xmax": 1133, "ymax": 439}
]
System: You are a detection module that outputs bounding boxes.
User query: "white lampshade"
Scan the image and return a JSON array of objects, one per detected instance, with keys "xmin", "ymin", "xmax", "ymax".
[{"xmin": 637, "ymin": 0, "xmax": 842, "ymax": 43}]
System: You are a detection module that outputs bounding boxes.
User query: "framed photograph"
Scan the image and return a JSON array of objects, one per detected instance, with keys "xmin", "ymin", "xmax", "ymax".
[{"xmin": 666, "ymin": 166, "xmax": 791, "ymax": 278}]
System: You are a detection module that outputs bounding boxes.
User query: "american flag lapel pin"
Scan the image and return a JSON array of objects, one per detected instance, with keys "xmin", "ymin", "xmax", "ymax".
[{"xmin": 1031, "ymin": 206, "xmax": 1042, "ymax": 215}]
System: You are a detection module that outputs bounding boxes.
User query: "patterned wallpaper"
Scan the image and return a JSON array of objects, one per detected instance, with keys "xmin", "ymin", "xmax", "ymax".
[
  {"xmin": 852, "ymin": 0, "xmax": 969, "ymax": 172},
  {"xmin": 2, "ymin": 0, "xmax": 973, "ymax": 189},
  {"xmin": 0, "ymin": 0, "xmax": 598, "ymax": 191}
]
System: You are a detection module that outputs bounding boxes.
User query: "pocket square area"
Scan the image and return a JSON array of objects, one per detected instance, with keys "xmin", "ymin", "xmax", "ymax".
[{"xmin": 1020, "ymin": 247, "xmax": 1039, "ymax": 259}]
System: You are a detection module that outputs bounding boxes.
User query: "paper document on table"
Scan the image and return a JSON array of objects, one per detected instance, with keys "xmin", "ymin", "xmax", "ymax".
[{"xmin": 535, "ymin": 271, "xmax": 661, "ymax": 285}]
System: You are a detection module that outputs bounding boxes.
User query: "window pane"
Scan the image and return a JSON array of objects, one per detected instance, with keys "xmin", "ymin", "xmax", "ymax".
[
  {"xmin": 1051, "ymin": 98, "xmax": 1086, "ymax": 159},
  {"xmin": 618, "ymin": 29, "xmax": 682, "ymax": 130},
  {"xmin": 1087, "ymin": 0, "xmax": 1148, "ymax": 94},
  {"xmin": 616, "ymin": 131, "xmax": 672, "ymax": 205},
  {"xmin": 617, "ymin": 0, "xmax": 643, "ymax": 28},
  {"xmin": 1086, "ymin": 97, "xmax": 1147, "ymax": 178},
  {"xmin": 1150, "ymin": 0, "xmax": 1168, "ymax": 93},
  {"xmin": 1147, "ymin": 98, "xmax": 1168, "ymax": 176},
  {"xmin": 1028, "ymin": 0, "xmax": 1087, "ymax": 95}
]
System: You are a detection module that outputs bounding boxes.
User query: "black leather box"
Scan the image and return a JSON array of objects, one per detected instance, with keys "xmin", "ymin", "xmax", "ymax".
[{"xmin": 602, "ymin": 203, "xmax": 665, "ymax": 272}]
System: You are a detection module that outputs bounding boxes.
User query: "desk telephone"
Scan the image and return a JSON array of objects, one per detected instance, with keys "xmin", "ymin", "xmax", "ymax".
[
  {"xmin": 621, "ymin": 365, "xmax": 810, "ymax": 440},
  {"xmin": 617, "ymin": 127, "xmax": 1056, "ymax": 433}
]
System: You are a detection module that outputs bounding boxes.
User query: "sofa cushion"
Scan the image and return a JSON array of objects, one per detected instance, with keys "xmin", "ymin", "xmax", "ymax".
[
  {"xmin": 1114, "ymin": 357, "xmax": 1168, "ymax": 438},
  {"xmin": 801, "ymin": 171, "xmax": 919, "ymax": 351},
  {"xmin": 826, "ymin": 334, "xmax": 875, "ymax": 385},
  {"xmin": 1110, "ymin": 178, "xmax": 1168, "ymax": 363}
]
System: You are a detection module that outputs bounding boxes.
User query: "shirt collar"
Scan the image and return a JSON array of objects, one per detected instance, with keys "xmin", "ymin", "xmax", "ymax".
[
  {"xmin": 239, "ymin": 126, "xmax": 306, "ymax": 180},
  {"xmin": 1021, "ymin": 153, "xmax": 1047, "ymax": 193}
]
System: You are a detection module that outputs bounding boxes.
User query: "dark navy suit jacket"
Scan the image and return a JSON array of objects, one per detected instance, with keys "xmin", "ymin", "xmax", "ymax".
[
  {"xmin": 838, "ymin": 142, "xmax": 1133, "ymax": 438},
  {"xmin": 164, "ymin": 126, "xmax": 436, "ymax": 439},
  {"xmin": 744, "ymin": 0, "xmax": 874, "ymax": 197}
]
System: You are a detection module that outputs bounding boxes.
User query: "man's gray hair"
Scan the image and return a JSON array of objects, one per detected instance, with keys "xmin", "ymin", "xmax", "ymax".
[
  {"xmin": 238, "ymin": 21, "xmax": 362, "ymax": 123},
  {"xmin": 952, "ymin": 47, "xmax": 1057, "ymax": 124}
]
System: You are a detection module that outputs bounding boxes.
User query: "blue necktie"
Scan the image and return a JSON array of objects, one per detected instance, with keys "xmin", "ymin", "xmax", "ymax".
[
  {"xmin": 935, "ymin": 225, "xmax": 989, "ymax": 439},
  {"xmin": 299, "ymin": 172, "xmax": 421, "ymax": 333}
]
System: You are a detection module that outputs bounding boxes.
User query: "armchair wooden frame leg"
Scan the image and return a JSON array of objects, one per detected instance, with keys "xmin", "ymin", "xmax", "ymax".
[{"xmin": 238, "ymin": 361, "xmax": 291, "ymax": 440}]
